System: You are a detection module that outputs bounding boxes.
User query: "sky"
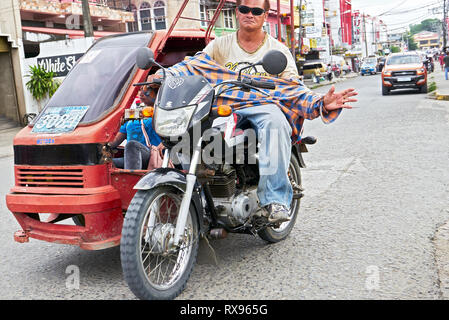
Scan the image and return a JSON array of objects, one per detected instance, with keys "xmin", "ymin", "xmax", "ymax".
[{"xmin": 351, "ymin": 0, "xmax": 444, "ymax": 33}]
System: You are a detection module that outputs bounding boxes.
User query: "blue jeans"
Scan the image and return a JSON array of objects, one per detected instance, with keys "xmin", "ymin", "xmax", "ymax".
[
  {"xmin": 234, "ymin": 104, "xmax": 293, "ymax": 209},
  {"xmin": 445, "ymin": 67, "xmax": 449, "ymax": 80},
  {"xmin": 112, "ymin": 140, "xmax": 150, "ymax": 170}
]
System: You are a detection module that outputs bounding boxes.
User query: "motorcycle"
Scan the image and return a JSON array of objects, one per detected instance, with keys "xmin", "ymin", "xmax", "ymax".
[
  {"xmin": 120, "ymin": 48, "xmax": 316, "ymax": 300},
  {"xmin": 424, "ymin": 57, "xmax": 434, "ymax": 73},
  {"xmin": 331, "ymin": 64, "xmax": 341, "ymax": 77}
]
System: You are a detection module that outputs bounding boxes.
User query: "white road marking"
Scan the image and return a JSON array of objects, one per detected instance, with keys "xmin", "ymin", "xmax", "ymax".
[{"xmin": 301, "ymin": 157, "xmax": 366, "ymax": 197}]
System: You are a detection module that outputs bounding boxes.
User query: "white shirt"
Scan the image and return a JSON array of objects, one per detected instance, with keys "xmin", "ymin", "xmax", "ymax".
[{"xmin": 203, "ymin": 31, "xmax": 299, "ymax": 80}]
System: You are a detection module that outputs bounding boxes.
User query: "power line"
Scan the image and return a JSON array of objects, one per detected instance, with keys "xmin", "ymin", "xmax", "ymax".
[
  {"xmin": 383, "ymin": 11, "xmax": 437, "ymax": 28},
  {"xmin": 381, "ymin": 2, "xmax": 441, "ymax": 16},
  {"xmin": 377, "ymin": 0, "xmax": 408, "ymax": 17}
]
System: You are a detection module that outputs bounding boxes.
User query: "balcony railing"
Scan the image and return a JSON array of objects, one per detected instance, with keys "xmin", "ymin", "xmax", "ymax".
[
  {"xmin": 20, "ymin": 0, "xmax": 135, "ymax": 21},
  {"xmin": 50, "ymin": 0, "xmax": 131, "ymax": 11},
  {"xmin": 57, "ymin": 0, "xmax": 108, "ymax": 5}
]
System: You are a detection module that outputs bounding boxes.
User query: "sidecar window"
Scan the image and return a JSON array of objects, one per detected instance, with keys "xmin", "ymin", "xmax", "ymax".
[{"xmin": 37, "ymin": 32, "xmax": 152, "ymax": 125}]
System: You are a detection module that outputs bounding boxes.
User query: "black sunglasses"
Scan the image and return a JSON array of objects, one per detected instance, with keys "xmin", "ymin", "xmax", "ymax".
[{"xmin": 238, "ymin": 5, "xmax": 265, "ymax": 16}]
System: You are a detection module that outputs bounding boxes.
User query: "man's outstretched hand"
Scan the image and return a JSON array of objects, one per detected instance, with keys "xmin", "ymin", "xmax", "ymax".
[{"xmin": 323, "ymin": 86, "xmax": 358, "ymax": 112}]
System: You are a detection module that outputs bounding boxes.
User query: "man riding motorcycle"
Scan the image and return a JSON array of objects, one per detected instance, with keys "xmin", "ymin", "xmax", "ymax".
[{"xmin": 147, "ymin": 0, "xmax": 357, "ymax": 223}]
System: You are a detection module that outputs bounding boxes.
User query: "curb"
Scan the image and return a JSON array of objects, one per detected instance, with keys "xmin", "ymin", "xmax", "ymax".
[
  {"xmin": 305, "ymin": 74, "xmax": 359, "ymax": 90},
  {"xmin": 433, "ymin": 214, "xmax": 449, "ymax": 299},
  {"xmin": 435, "ymin": 92, "xmax": 449, "ymax": 101}
]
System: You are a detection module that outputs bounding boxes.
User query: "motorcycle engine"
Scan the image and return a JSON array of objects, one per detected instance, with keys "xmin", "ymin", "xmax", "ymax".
[
  {"xmin": 214, "ymin": 190, "xmax": 259, "ymax": 227},
  {"xmin": 206, "ymin": 167, "xmax": 260, "ymax": 227}
]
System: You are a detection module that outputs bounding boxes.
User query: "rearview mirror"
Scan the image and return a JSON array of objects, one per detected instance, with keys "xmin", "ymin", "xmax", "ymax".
[
  {"xmin": 136, "ymin": 47, "xmax": 155, "ymax": 70},
  {"xmin": 261, "ymin": 50, "xmax": 287, "ymax": 75}
]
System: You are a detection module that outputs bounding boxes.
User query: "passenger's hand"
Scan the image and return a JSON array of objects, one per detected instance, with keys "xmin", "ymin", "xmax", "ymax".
[
  {"xmin": 322, "ymin": 86, "xmax": 358, "ymax": 112},
  {"xmin": 147, "ymin": 73, "xmax": 163, "ymax": 88},
  {"xmin": 156, "ymin": 142, "xmax": 165, "ymax": 158},
  {"xmin": 140, "ymin": 74, "xmax": 162, "ymax": 105}
]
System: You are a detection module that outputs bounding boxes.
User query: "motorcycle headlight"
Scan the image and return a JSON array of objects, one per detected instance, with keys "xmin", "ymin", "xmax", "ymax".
[{"xmin": 154, "ymin": 105, "xmax": 196, "ymax": 137}]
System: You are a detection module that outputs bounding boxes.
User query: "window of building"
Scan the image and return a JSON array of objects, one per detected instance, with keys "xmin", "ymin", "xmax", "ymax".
[
  {"xmin": 222, "ymin": 9, "xmax": 233, "ymax": 29},
  {"xmin": 199, "ymin": 3, "xmax": 209, "ymax": 28},
  {"xmin": 153, "ymin": 1, "xmax": 166, "ymax": 30},
  {"xmin": 140, "ymin": 2, "xmax": 152, "ymax": 30},
  {"xmin": 127, "ymin": 4, "xmax": 138, "ymax": 32},
  {"xmin": 430, "ymin": 39, "xmax": 438, "ymax": 44},
  {"xmin": 106, "ymin": 0, "xmax": 129, "ymax": 10}
]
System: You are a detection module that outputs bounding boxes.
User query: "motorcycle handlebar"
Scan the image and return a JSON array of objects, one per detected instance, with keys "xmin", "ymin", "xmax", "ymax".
[
  {"xmin": 133, "ymin": 78, "xmax": 163, "ymax": 87},
  {"xmin": 249, "ymin": 80, "xmax": 276, "ymax": 90}
]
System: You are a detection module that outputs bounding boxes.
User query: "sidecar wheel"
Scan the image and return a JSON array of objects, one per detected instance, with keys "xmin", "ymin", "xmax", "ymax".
[
  {"xmin": 258, "ymin": 155, "xmax": 301, "ymax": 243},
  {"xmin": 120, "ymin": 187, "xmax": 199, "ymax": 300}
]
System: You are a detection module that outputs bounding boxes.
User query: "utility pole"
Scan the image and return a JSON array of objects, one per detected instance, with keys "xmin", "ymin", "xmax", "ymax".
[
  {"xmin": 298, "ymin": 0, "xmax": 303, "ymax": 58},
  {"xmin": 81, "ymin": 0, "xmax": 94, "ymax": 38},
  {"xmin": 444, "ymin": 0, "xmax": 447, "ymax": 50},
  {"xmin": 290, "ymin": 0, "xmax": 295, "ymax": 58},
  {"xmin": 363, "ymin": 13, "xmax": 368, "ymax": 57}
]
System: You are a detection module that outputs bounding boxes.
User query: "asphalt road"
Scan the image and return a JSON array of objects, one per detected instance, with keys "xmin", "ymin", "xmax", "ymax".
[{"xmin": 1, "ymin": 74, "xmax": 448, "ymax": 299}]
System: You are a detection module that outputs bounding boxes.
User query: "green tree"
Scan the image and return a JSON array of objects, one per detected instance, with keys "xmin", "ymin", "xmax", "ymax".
[
  {"xmin": 406, "ymin": 33, "xmax": 418, "ymax": 51},
  {"xmin": 25, "ymin": 65, "xmax": 60, "ymax": 112},
  {"xmin": 410, "ymin": 18, "xmax": 441, "ymax": 35}
]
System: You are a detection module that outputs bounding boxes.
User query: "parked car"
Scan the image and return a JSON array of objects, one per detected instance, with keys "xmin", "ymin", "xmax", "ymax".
[
  {"xmin": 381, "ymin": 52, "xmax": 427, "ymax": 95},
  {"xmin": 299, "ymin": 60, "xmax": 326, "ymax": 83},
  {"xmin": 360, "ymin": 61, "xmax": 377, "ymax": 76}
]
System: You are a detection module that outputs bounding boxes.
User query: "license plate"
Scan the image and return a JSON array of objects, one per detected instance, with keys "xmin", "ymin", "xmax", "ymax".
[
  {"xmin": 397, "ymin": 77, "xmax": 411, "ymax": 82},
  {"xmin": 32, "ymin": 106, "xmax": 89, "ymax": 134}
]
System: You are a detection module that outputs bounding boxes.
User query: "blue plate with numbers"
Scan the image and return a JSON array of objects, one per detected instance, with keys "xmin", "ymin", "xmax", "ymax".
[{"xmin": 31, "ymin": 106, "xmax": 89, "ymax": 134}]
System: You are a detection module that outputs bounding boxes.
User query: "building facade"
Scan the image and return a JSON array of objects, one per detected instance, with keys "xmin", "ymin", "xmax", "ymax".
[
  {"xmin": 353, "ymin": 13, "xmax": 387, "ymax": 58},
  {"xmin": 6, "ymin": 0, "xmax": 301, "ymax": 117},
  {"xmin": 413, "ymin": 31, "xmax": 441, "ymax": 51},
  {"xmin": 0, "ymin": 0, "xmax": 27, "ymax": 125}
]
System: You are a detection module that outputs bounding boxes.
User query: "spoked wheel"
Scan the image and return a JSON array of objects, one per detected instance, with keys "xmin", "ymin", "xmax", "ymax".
[
  {"xmin": 258, "ymin": 155, "xmax": 302, "ymax": 243},
  {"xmin": 120, "ymin": 187, "xmax": 199, "ymax": 300}
]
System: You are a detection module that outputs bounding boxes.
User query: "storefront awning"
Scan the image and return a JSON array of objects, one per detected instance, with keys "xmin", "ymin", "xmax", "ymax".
[{"xmin": 22, "ymin": 26, "xmax": 121, "ymax": 40}]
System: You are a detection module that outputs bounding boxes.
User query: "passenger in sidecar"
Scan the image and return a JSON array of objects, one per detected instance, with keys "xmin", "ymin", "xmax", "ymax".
[{"xmin": 110, "ymin": 88, "xmax": 162, "ymax": 170}]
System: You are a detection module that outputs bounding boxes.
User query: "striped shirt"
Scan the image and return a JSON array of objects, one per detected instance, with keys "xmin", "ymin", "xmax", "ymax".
[{"xmin": 148, "ymin": 52, "xmax": 341, "ymax": 143}]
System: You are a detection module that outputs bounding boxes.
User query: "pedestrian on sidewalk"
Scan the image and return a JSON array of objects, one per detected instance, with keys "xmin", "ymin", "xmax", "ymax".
[
  {"xmin": 326, "ymin": 64, "xmax": 333, "ymax": 81},
  {"xmin": 443, "ymin": 53, "xmax": 449, "ymax": 80},
  {"xmin": 439, "ymin": 52, "xmax": 445, "ymax": 71}
]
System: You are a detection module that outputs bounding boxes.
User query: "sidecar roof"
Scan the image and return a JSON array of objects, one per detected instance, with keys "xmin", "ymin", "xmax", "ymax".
[{"xmin": 33, "ymin": 32, "xmax": 154, "ymax": 126}]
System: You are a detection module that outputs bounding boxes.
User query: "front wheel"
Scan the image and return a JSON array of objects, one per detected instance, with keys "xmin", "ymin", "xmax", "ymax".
[
  {"xmin": 258, "ymin": 154, "xmax": 302, "ymax": 243},
  {"xmin": 419, "ymin": 83, "xmax": 428, "ymax": 93},
  {"xmin": 120, "ymin": 187, "xmax": 199, "ymax": 300}
]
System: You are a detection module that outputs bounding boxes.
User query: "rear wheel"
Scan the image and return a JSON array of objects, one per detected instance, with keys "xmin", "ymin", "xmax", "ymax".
[
  {"xmin": 120, "ymin": 187, "xmax": 199, "ymax": 300},
  {"xmin": 258, "ymin": 155, "xmax": 301, "ymax": 243}
]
